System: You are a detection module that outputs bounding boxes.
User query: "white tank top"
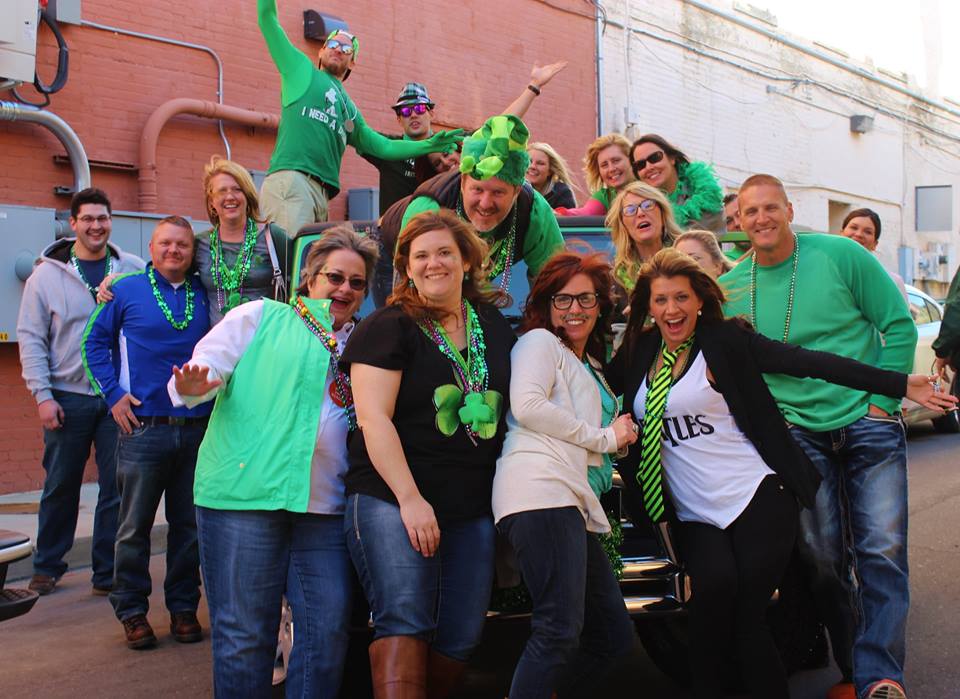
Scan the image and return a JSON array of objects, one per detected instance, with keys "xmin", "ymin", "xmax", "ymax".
[{"xmin": 633, "ymin": 350, "xmax": 774, "ymax": 529}]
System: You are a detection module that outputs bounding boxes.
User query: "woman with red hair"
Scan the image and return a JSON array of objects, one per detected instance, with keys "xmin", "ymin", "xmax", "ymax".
[{"xmin": 492, "ymin": 250, "xmax": 638, "ymax": 699}]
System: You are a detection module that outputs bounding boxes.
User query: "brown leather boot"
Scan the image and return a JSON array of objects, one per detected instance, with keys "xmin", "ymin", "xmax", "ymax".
[
  {"xmin": 426, "ymin": 649, "xmax": 467, "ymax": 699},
  {"xmin": 369, "ymin": 635, "xmax": 428, "ymax": 699}
]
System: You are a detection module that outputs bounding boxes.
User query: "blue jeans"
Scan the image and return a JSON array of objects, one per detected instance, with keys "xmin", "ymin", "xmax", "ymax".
[
  {"xmin": 345, "ymin": 493, "xmax": 495, "ymax": 661},
  {"xmin": 110, "ymin": 422, "xmax": 204, "ymax": 621},
  {"xmin": 196, "ymin": 507, "xmax": 352, "ymax": 699},
  {"xmin": 791, "ymin": 415, "xmax": 909, "ymax": 696},
  {"xmin": 34, "ymin": 390, "xmax": 119, "ymax": 588},
  {"xmin": 499, "ymin": 507, "xmax": 634, "ymax": 699}
]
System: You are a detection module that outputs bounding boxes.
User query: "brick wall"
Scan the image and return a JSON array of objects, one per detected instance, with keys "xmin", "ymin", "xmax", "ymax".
[{"xmin": 0, "ymin": 0, "xmax": 598, "ymax": 493}]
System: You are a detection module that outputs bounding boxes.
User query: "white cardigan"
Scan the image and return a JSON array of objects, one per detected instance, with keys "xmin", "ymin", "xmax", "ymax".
[{"xmin": 492, "ymin": 328, "xmax": 618, "ymax": 533}]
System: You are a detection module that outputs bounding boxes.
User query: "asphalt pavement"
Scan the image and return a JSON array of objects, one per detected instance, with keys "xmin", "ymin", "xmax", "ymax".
[{"xmin": 1, "ymin": 425, "xmax": 957, "ymax": 698}]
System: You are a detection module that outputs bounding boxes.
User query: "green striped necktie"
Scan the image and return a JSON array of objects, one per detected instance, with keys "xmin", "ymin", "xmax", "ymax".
[{"xmin": 637, "ymin": 334, "xmax": 696, "ymax": 521}]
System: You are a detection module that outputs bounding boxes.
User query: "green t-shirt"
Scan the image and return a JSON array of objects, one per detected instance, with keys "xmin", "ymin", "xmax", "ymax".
[
  {"xmin": 720, "ymin": 233, "xmax": 917, "ymax": 431},
  {"xmin": 258, "ymin": 0, "xmax": 442, "ymax": 196},
  {"xmin": 400, "ymin": 189, "xmax": 563, "ymax": 278}
]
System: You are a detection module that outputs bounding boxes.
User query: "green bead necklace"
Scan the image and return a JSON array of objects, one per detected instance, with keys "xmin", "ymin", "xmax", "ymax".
[
  {"xmin": 749, "ymin": 234, "xmax": 799, "ymax": 343},
  {"xmin": 70, "ymin": 245, "xmax": 113, "ymax": 298},
  {"xmin": 148, "ymin": 267, "xmax": 195, "ymax": 331},
  {"xmin": 210, "ymin": 218, "xmax": 257, "ymax": 313}
]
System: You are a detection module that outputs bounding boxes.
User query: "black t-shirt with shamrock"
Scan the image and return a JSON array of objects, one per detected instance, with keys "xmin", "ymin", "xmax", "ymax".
[{"xmin": 341, "ymin": 303, "xmax": 515, "ymax": 523}]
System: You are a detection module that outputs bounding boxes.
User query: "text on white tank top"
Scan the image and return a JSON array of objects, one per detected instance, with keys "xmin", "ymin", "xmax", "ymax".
[{"xmin": 633, "ymin": 350, "xmax": 774, "ymax": 529}]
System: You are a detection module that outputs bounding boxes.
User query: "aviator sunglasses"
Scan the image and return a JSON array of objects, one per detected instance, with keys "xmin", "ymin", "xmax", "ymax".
[
  {"xmin": 396, "ymin": 103, "xmax": 430, "ymax": 118},
  {"xmin": 316, "ymin": 270, "xmax": 367, "ymax": 291},
  {"xmin": 324, "ymin": 39, "xmax": 355, "ymax": 55},
  {"xmin": 632, "ymin": 150, "xmax": 666, "ymax": 175}
]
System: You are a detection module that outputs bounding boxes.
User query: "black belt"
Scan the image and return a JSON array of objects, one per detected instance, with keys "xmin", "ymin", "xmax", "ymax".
[
  {"xmin": 138, "ymin": 416, "xmax": 209, "ymax": 427},
  {"xmin": 297, "ymin": 171, "xmax": 336, "ymax": 200}
]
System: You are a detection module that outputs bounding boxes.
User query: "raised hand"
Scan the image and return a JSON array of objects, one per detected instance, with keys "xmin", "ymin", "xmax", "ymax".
[
  {"xmin": 530, "ymin": 60, "xmax": 568, "ymax": 89},
  {"xmin": 172, "ymin": 364, "xmax": 222, "ymax": 397}
]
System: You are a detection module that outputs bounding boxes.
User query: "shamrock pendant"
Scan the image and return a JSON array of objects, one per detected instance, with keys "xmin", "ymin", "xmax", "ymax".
[{"xmin": 432, "ymin": 385, "xmax": 503, "ymax": 440}]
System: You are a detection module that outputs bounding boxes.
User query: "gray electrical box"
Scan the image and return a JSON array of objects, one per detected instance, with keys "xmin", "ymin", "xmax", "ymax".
[
  {"xmin": 49, "ymin": 0, "xmax": 83, "ymax": 26},
  {"xmin": 0, "ymin": 0, "xmax": 39, "ymax": 83},
  {"xmin": 347, "ymin": 187, "xmax": 379, "ymax": 221}
]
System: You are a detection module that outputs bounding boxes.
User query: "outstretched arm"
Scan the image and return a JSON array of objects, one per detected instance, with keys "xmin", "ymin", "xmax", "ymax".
[
  {"xmin": 503, "ymin": 61, "xmax": 568, "ymax": 119},
  {"xmin": 257, "ymin": 0, "xmax": 313, "ymax": 105},
  {"xmin": 350, "ymin": 108, "xmax": 463, "ymax": 160}
]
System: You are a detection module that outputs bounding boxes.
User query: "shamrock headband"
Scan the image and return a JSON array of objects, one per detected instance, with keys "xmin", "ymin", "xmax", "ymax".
[
  {"xmin": 459, "ymin": 115, "xmax": 531, "ymax": 186},
  {"xmin": 325, "ymin": 29, "xmax": 360, "ymax": 60}
]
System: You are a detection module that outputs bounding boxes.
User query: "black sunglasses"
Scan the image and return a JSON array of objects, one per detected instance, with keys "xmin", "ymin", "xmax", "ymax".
[
  {"xmin": 316, "ymin": 270, "xmax": 366, "ymax": 291},
  {"xmin": 632, "ymin": 150, "xmax": 666, "ymax": 174},
  {"xmin": 551, "ymin": 292, "xmax": 599, "ymax": 310}
]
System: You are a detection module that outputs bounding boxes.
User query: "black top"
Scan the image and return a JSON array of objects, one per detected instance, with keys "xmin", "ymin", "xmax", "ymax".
[
  {"xmin": 341, "ymin": 303, "xmax": 516, "ymax": 523},
  {"xmin": 543, "ymin": 180, "xmax": 576, "ymax": 209},
  {"xmin": 361, "ymin": 133, "xmax": 417, "ymax": 215},
  {"xmin": 608, "ymin": 318, "xmax": 907, "ymax": 521},
  {"xmin": 76, "ymin": 257, "xmax": 110, "ymax": 292}
]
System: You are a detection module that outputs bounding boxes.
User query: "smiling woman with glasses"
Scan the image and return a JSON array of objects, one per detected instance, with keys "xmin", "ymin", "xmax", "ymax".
[
  {"xmin": 167, "ymin": 225, "xmax": 379, "ymax": 698},
  {"xmin": 493, "ymin": 250, "xmax": 637, "ymax": 698},
  {"xmin": 629, "ymin": 134, "xmax": 725, "ymax": 234}
]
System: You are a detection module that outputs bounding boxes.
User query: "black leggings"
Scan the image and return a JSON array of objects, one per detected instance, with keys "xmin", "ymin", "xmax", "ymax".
[{"xmin": 676, "ymin": 474, "xmax": 798, "ymax": 699}]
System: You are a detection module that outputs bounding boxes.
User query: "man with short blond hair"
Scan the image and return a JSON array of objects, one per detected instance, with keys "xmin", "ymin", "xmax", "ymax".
[
  {"xmin": 721, "ymin": 174, "xmax": 917, "ymax": 699},
  {"xmin": 82, "ymin": 216, "xmax": 211, "ymax": 650}
]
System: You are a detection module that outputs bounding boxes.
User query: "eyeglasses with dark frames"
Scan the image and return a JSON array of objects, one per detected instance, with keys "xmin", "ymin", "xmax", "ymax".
[
  {"xmin": 621, "ymin": 199, "xmax": 657, "ymax": 217},
  {"xmin": 551, "ymin": 292, "xmax": 599, "ymax": 310}
]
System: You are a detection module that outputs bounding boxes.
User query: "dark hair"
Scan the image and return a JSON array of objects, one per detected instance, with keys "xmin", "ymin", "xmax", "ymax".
[
  {"xmin": 295, "ymin": 224, "xmax": 380, "ymax": 296},
  {"xmin": 521, "ymin": 250, "xmax": 614, "ymax": 364},
  {"xmin": 723, "ymin": 192, "xmax": 738, "ymax": 206},
  {"xmin": 630, "ymin": 134, "xmax": 690, "ymax": 176},
  {"xmin": 389, "ymin": 210, "xmax": 506, "ymax": 321},
  {"xmin": 622, "ymin": 248, "xmax": 726, "ymax": 356},
  {"xmin": 70, "ymin": 188, "xmax": 112, "ymax": 218},
  {"xmin": 841, "ymin": 208, "xmax": 882, "ymax": 241}
]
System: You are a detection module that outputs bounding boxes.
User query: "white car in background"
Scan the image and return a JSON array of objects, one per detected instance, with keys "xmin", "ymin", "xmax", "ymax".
[{"xmin": 903, "ymin": 284, "xmax": 959, "ymax": 432}]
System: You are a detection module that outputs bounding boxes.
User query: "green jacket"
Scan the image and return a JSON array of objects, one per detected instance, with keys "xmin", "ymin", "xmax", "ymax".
[{"xmin": 193, "ymin": 298, "xmax": 333, "ymax": 512}]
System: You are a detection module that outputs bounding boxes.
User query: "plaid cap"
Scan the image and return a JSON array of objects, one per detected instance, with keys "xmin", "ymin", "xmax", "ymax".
[{"xmin": 392, "ymin": 83, "xmax": 435, "ymax": 110}]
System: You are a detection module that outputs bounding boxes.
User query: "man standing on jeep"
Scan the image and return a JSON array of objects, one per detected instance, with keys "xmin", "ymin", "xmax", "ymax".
[
  {"xmin": 373, "ymin": 114, "xmax": 564, "ymax": 306},
  {"xmin": 721, "ymin": 174, "xmax": 917, "ymax": 699}
]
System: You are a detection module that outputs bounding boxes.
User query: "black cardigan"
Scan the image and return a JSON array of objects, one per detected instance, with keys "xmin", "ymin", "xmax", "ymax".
[{"xmin": 607, "ymin": 318, "xmax": 907, "ymax": 520}]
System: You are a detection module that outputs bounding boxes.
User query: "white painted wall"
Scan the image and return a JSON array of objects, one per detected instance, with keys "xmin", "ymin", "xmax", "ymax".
[{"xmin": 600, "ymin": 0, "xmax": 960, "ymax": 295}]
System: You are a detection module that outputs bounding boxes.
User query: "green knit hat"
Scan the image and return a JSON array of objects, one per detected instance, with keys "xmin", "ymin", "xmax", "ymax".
[{"xmin": 459, "ymin": 115, "xmax": 531, "ymax": 186}]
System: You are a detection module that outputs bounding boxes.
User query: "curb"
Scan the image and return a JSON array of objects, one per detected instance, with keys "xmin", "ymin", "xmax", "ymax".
[{"xmin": 8, "ymin": 524, "xmax": 170, "ymax": 583}]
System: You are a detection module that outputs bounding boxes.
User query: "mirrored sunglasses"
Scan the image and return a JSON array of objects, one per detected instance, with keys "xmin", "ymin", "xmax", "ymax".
[{"xmin": 396, "ymin": 103, "xmax": 430, "ymax": 118}]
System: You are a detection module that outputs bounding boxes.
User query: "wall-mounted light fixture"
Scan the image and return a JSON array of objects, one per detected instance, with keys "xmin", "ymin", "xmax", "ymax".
[
  {"xmin": 849, "ymin": 115, "xmax": 874, "ymax": 134},
  {"xmin": 303, "ymin": 10, "xmax": 349, "ymax": 42}
]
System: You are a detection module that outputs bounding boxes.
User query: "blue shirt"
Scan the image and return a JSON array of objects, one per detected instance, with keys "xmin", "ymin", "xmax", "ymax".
[{"xmin": 81, "ymin": 265, "xmax": 212, "ymax": 417}]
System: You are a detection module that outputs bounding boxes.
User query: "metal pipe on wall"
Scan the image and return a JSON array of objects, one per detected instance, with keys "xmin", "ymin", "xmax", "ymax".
[
  {"xmin": 0, "ymin": 101, "xmax": 90, "ymax": 192},
  {"xmin": 80, "ymin": 20, "xmax": 233, "ymax": 159},
  {"xmin": 139, "ymin": 98, "xmax": 278, "ymax": 212}
]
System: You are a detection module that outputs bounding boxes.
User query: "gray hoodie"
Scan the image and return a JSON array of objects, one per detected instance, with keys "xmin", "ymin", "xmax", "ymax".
[{"xmin": 16, "ymin": 238, "xmax": 144, "ymax": 404}]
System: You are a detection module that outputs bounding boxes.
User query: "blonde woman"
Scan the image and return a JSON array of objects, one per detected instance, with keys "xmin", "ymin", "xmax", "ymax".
[
  {"xmin": 606, "ymin": 181, "xmax": 682, "ymax": 293},
  {"xmin": 675, "ymin": 230, "xmax": 734, "ymax": 279},
  {"xmin": 196, "ymin": 156, "xmax": 290, "ymax": 324},
  {"xmin": 526, "ymin": 142, "xmax": 578, "ymax": 209},
  {"xmin": 555, "ymin": 134, "xmax": 633, "ymax": 216}
]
